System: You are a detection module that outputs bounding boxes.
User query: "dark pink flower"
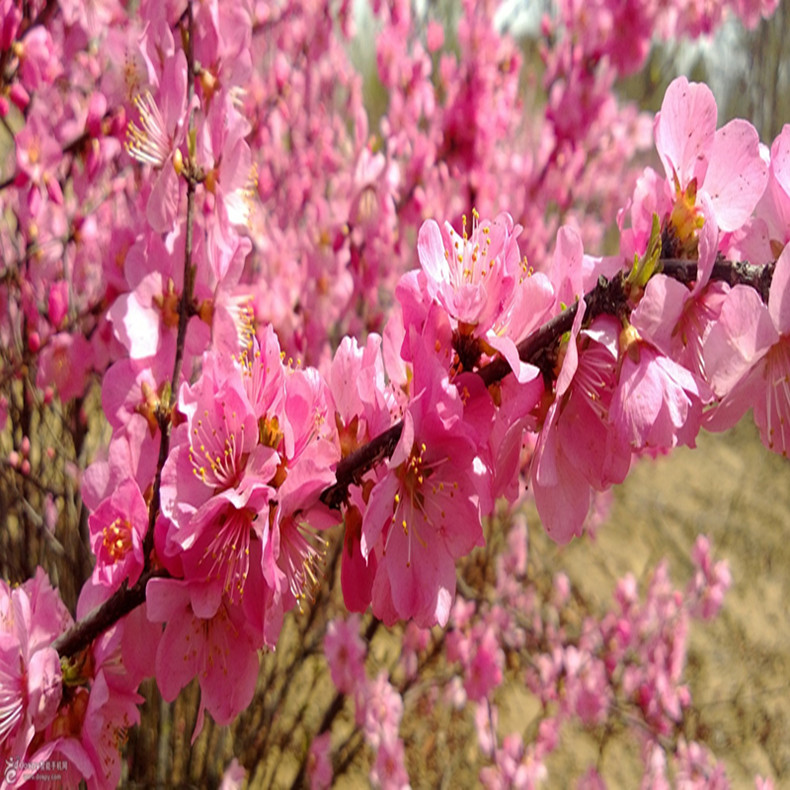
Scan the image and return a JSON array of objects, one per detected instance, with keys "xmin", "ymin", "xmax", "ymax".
[
  {"xmin": 88, "ymin": 478, "xmax": 148, "ymax": 591},
  {"xmin": 147, "ymin": 577, "xmax": 259, "ymax": 731},
  {"xmin": 361, "ymin": 346, "xmax": 486, "ymax": 627}
]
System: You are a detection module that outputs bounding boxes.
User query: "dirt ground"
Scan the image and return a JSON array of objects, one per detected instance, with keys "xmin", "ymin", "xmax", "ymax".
[{"xmin": 527, "ymin": 417, "xmax": 790, "ymax": 786}]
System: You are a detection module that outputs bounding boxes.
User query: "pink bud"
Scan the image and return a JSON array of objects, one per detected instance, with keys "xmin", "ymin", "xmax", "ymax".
[
  {"xmin": 426, "ymin": 21, "xmax": 444, "ymax": 53},
  {"xmin": 45, "ymin": 174, "xmax": 64, "ymax": 205},
  {"xmin": 48, "ymin": 281, "xmax": 69, "ymax": 327},
  {"xmin": 552, "ymin": 572, "xmax": 570, "ymax": 606},
  {"xmin": 20, "ymin": 436, "xmax": 30, "ymax": 455},
  {"xmin": 44, "ymin": 494, "xmax": 57, "ymax": 532},
  {"xmin": 28, "ymin": 331, "xmax": 41, "ymax": 352},
  {"xmin": 26, "ymin": 182, "xmax": 41, "ymax": 217},
  {"xmin": 9, "ymin": 82, "xmax": 29, "ymax": 111},
  {"xmin": 20, "ymin": 459, "xmax": 30, "ymax": 475},
  {"xmin": 86, "ymin": 91, "xmax": 108, "ymax": 137}
]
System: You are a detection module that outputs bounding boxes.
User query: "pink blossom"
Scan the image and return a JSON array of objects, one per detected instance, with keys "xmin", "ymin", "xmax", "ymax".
[
  {"xmin": 532, "ymin": 309, "xmax": 630, "ymax": 543},
  {"xmin": 611, "ymin": 328, "xmax": 706, "ymax": 451},
  {"xmin": 0, "ymin": 572, "xmax": 70, "ymax": 765},
  {"xmin": 15, "ymin": 27, "xmax": 62, "ymax": 90},
  {"xmin": 34, "ymin": 332, "xmax": 94, "ymax": 402},
  {"xmin": 219, "ymin": 758, "xmax": 246, "ymax": 790},
  {"xmin": 418, "ymin": 211, "xmax": 522, "ymax": 332},
  {"xmin": 416, "ymin": 211, "xmax": 552, "ymax": 381},
  {"xmin": 81, "ymin": 421, "xmax": 158, "ymax": 514},
  {"xmin": 464, "ymin": 627, "xmax": 504, "ymax": 703},
  {"xmin": 479, "ymin": 731, "xmax": 548, "ymax": 790},
  {"xmin": 88, "ymin": 478, "xmax": 148, "ymax": 591},
  {"xmin": 266, "ymin": 365, "xmax": 341, "ymax": 617},
  {"xmin": 108, "ymin": 228, "xmax": 210, "ymax": 362},
  {"xmin": 196, "ymin": 91, "xmax": 256, "ymax": 248},
  {"xmin": 370, "ymin": 736, "xmax": 410, "ymax": 790},
  {"xmin": 324, "ymin": 615, "xmax": 367, "ymax": 695},
  {"xmin": 307, "ymin": 732, "xmax": 333, "ymax": 790},
  {"xmin": 125, "ymin": 49, "xmax": 189, "ymax": 233},
  {"xmin": 655, "ymin": 76, "xmax": 767, "ymax": 237},
  {"xmin": 754, "ymin": 125, "xmax": 790, "ymax": 256},
  {"xmin": 361, "ymin": 345, "xmax": 486, "ymax": 627},
  {"xmin": 687, "ymin": 535, "xmax": 732, "ymax": 620},
  {"xmin": 703, "ymin": 244, "xmax": 790, "ymax": 455},
  {"xmin": 474, "ymin": 702, "xmax": 499, "ymax": 757},
  {"xmin": 147, "ymin": 577, "xmax": 259, "ymax": 731},
  {"xmin": 355, "ymin": 671, "xmax": 403, "ymax": 750}
]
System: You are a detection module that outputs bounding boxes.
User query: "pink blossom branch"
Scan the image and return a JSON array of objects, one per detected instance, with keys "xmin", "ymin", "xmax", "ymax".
[
  {"xmin": 53, "ymin": 253, "xmax": 774, "ymax": 659},
  {"xmin": 51, "ymin": 566, "xmax": 169, "ymax": 657},
  {"xmin": 321, "ymin": 255, "xmax": 776, "ymax": 509},
  {"xmin": 54, "ymin": 4, "xmax": 198, "ymax": 659}
]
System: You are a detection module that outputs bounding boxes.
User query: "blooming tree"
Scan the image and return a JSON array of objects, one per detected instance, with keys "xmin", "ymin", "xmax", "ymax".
[{"xmin": 0, "ymin": 0, "xmax": 787, "ymax": 787}]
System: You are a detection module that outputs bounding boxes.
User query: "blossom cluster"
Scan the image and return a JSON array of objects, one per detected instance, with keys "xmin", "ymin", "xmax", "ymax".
[
  {"xmin": 0, "ymin": 0, "xmax": 786, "ymax": 787},
  {"xmin": 319, "ymin": 521, "xmax": 743, "ymax": 789}
]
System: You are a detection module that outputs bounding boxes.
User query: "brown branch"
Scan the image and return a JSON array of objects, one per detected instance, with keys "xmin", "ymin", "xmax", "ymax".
[{"xmin": 51, "ymin": 566, "xmax": 169, "ymax": 657}]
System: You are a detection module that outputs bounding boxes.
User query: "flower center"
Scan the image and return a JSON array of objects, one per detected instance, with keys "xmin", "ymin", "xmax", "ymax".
[{"xmin": 102, "ymin": 517, "xmax": 133, "ymax": 563}]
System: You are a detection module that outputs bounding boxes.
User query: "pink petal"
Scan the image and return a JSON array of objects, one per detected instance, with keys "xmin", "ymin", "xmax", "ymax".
[
  {"xmin": 532, "ymin": 423, "xmax": 591, "ymax": 545},
  {"xmin": 632, "ymin": 275, "xmax": 688, "ymax": 354},
  {"xmin": 769, "ymin": 243, "xmax": 790, "ymax": 333},
  {"xmin": 146, "ymin": 164, "xmax": 180, "ymax": 234},
  {"xmin": 704, "ymin": 119, "xmax": 768, "ymax": 232},
  {"xmin": 654, "ymin": 77, "xmax": 717, "ymax": 189},
  {"xmin": 551, "ymin": 225, "xmax": 585, "ymax": 308},
  {"xmin": 417, "ymin": 219, "xmax": 449, "ymax": 288},
  {"xmin": 486, "ymin": 334, "xmax": 539, "ymax": 384},
  {"xmin": 770, "ymin": 125, "xmax": 790, "ymax": 198},
  {"xmin": 693, "ymin": 190, "xmax": 719, "ymax": 294},
  {"xmin": 200, "ymin": 630, "xmax": 258, "ymax": 725},
  {"xmin": 704, "ymin": 285, "xmax": 777, "ymax": 396}
]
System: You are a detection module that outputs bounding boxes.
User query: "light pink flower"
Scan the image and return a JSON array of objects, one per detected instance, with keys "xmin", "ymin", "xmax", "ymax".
[
  {"xmin": 703, "ymin": 244, "xmax": 790, "ymax": 455},
  {"xmin": 0, "ymin": 572, "xmax": 69, "ymax": 766},
  {"xmin": 655, "ymin": 76, "xmax": 767, "ymax": 236},
  {"xmin": 611, "ymin": 328, "xmax": 706, "ymax": 452},
  {"xmin": 355, "ymin": 671, "xmax": 403, "ymax": 750},
  {"xmin": 125, "ymin": 49, "xmax": 189, "ymax": 233},
  {"xmin": 416, "ymin": 211, "xmax": 553, "ymax": 382}
]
